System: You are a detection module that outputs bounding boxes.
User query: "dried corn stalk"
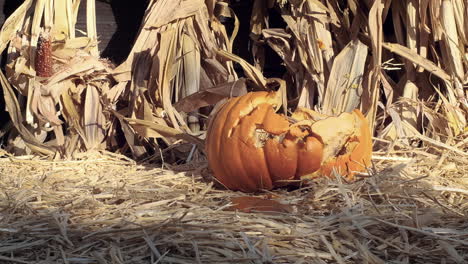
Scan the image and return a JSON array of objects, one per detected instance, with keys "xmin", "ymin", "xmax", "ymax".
[
  {"xmin": 0, "ymin": 0, "xmax": 115, "ymax": 156},
  {"xmin": 110, "ymin": 0, "xmax": 239, "ymax": 158},
  {"xmin": 252, "ymin": 0, "xmax": 467, "ymax": 151}
]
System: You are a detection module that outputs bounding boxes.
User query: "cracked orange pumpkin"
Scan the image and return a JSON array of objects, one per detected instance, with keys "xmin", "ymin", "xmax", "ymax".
[{"xmin": 205, "ymin": 91, "xmax": 372, "ymax": 192}]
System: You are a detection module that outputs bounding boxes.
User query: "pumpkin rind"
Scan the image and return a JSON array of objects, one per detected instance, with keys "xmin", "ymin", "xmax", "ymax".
[{"xmin": 318, "ymin": 109, "xmax": 372, "ymax": 180}]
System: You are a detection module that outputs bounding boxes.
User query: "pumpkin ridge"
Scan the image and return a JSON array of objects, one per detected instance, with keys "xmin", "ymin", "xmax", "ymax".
[
  {"xmin": 206, "ymin": 98, "xmax": 239, "ymax": 189},
  {"xmin": 227, "ymin": 100, "xmax": 275, "ymax": 191},
  {"xmin": 240, "ymin": 104, "xmax": 274, "ymax": 191},
  {"xmin": 212, "ymin": 95, "xmax": 250, "ymax": 191}
]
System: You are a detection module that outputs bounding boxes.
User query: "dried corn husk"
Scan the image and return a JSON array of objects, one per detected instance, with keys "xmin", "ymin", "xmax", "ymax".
[
  {"xmin": 110, "ymin": 0, "xmax": 238, "ymax": 157},
  {"xmin": 1, "ymin": 0, "xmax": 115, "ymax": 156}
]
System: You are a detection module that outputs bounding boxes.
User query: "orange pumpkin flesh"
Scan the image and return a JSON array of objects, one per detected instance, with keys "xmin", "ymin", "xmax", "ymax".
[
  {"xmin": 300, "ymin": 109, "xmax": 372, "ymax": 181},
  {"xmin": 205, "ymin": 91, "xmax": 372, "ymax": 192}
]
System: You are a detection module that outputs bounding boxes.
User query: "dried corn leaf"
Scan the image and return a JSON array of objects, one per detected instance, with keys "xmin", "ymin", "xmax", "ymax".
[
  {"xmin": 440, "ymin": 0, "xmax": 464, "ymax": 80},
  {"xmin": 181, "ymin": 33, "xmax": 201, "ymax": 132},
  {"xmin": 53, "ymin": 0, "xmax": 69, "ymax": 40},
  {"xmin": 174, "ymin": 78, "xmax": 247, "ymax": 113},
  {"xmin": 30, "ymin": 84, "xmax": 62, "ymax": 126},
  {"xmin": 86, "ymin": 0, "xmax": 98, "ymax": 56},
  {"xmin": 262, "ymin": 29, "xmax": 296, "ymax": 71},
  {"xmin": 0, "ymin": 0, "xmax": 32, "ymax": 53},
  {"xmin": 70, "ymin": 0, "xmax": 81, "ymax": 38},
  {"xmin": 46, "ymin": 55, "xmax": 107, "ymax": 86},
  {"xmin": 83, "ymin": 85, "xmax": 106, "ymax": 150},
  {"xmin": 0, "ymin": 71, "xmax": 55, "ymax": 156},
  {"xmin": 391, "ymin": 1, "xmax": 421, "ymax": 140},
  {"xmin": 60, "ymin": 86, "xmax": 87, "ymax": 144},
  {"xmin": 216, "ymin": 49, "xmax": 267, "ymax": 89},
  {"xmin": 124, "ymin": 117, "xmax": 204, "ymax": 150},
  {"xmin": 111, "ymin": 110, "xmax": 147, "ymax": 158},
  {"xmin": 382, "ymin": 42, "xmax": 450, "ymax": 81},
  {"xmin": 322, "ymin": 39, "xmax": 368, "ymax": 115},
  {"xmin": 157, "ymin": 28, "xmax": 182, "ymax": 131},
  {"xmin": 359, "ymin": 0, "xmax": 383, "ymax": 135},
  {"xmin": 250, "ymin": 0, "xmax": 268, "ymax": 70}
]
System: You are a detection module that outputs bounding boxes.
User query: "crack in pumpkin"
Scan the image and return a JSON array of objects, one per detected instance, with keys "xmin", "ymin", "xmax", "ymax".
[
  {"xmin": 253, "ymin": 128, "xmax": 271, "ymax": 148},
  {"xmin": 253, "ymin": 125, "xmax": 313, "ymax": 149},
  {"xmin": 335, "ymin": 137, "xmax": 360, "ymax": 157},
  {"xmin": 253, "ymin": 127, "xmax": 287, "ymax": 148}
]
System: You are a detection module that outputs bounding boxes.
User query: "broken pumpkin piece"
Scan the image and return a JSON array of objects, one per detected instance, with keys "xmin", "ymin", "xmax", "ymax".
[
  {"xmin": 291, "ymin": 107, "xmax": 328, "ymax": 121},
  {"xmin": 313, "ymin": 109, "xmax": 373, "ymax": 181},
  {"xmin": 205, "ymin": 91, "xmax": 372, "ymax": 192}
]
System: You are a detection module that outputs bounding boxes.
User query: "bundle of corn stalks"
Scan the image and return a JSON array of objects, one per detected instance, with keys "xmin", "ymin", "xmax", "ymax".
[
  {"xmin": 0, "ymin": 0, "xmax": 115, "ymax": 156},
  {"xmin": 0, "ymin": 0, "xmax": 245, "ymax": 160},
  {"xmin": 0, "ymin": 0, "xmax": 467, "ymax": 160},
  {"xmin": 251, "ymin": 0, "xmax": 467, "ymax": 151},
  {"xmin": 109, "ymin": 0, "xmax": 240, "ymax": 159}
]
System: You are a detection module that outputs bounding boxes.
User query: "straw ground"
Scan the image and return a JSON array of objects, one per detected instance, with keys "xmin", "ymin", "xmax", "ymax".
[{"xmin": 0, "ymin": 146, "xmax": 467, "ymax": 264}]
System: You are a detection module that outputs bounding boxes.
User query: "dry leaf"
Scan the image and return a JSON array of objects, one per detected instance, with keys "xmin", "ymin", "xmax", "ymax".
[
  {"xmin": 382, "ymin": 42, "xmax": 450, "ymax": 81},
  {"xmin": 174, "ymin": 78, "xmax": 247, "ymax": 113},
  {"xmin": 322, "ymin": 39, "xmax": 368, "ymax": 115}
]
